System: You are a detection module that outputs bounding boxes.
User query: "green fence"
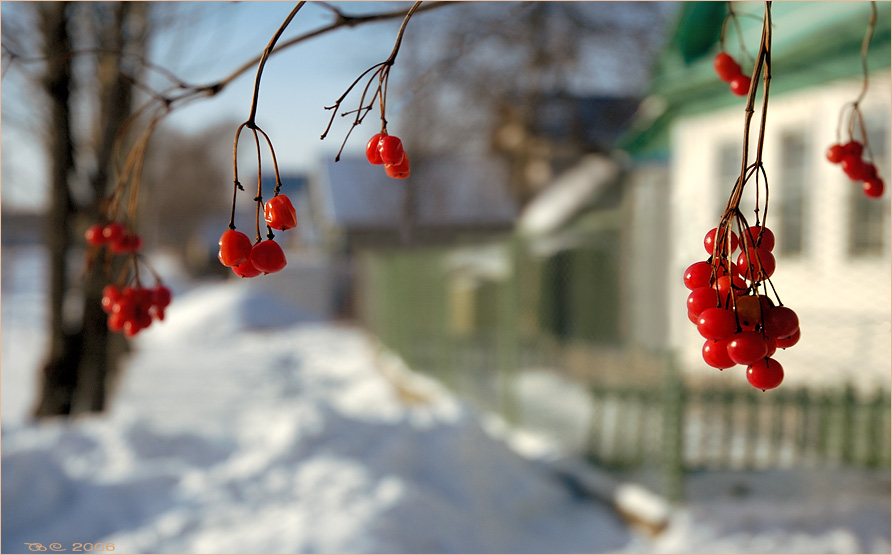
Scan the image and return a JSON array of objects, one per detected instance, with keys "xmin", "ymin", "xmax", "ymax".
[{"xmin": 358, "ymin": 240, "xmax": 891, "ymax": 501}]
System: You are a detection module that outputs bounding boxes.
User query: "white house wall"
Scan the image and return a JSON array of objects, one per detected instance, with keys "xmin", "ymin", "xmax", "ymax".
[{"xmin": 669, "ymin": 72, "xmax": 891, "ymax": 391}]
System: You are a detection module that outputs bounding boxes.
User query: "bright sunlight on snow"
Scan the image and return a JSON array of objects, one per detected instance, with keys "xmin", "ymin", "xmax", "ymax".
[{"xmin": 3, "ymin": 246, "xmax": 890, "ymax": 554}]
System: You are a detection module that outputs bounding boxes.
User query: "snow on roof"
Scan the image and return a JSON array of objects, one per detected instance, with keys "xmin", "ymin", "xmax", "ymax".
[{"xmin": 315, "ymin": 155, "xmax": 517, "ymax": 230}]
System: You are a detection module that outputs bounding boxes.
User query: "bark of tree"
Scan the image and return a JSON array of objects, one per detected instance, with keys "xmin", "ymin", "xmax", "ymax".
[
  {"xmin": 33, "ymin": 2, "xmax": 148, "ymax": 417},
  {"xmin": 33, "ymin": 1, "xmax": 80, "ymax": 417},
  {"xmin": 72, "ymin": 2, "xmax": 148, "ymax": 414}
]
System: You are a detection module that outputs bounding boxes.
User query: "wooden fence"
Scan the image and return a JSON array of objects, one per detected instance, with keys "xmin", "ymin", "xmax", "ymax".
[{"xmin": 359, "ymin": 244, "xmax": 891, "ymax": 501}]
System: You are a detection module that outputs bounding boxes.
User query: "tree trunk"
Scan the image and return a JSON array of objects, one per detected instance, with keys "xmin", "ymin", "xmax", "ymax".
[
  {"xmin": 72, "ymin": 2, "xmax": 148, "ymax": 414},
  {"xmin": 32, "ymin": 2, "xmax": 149, "ymax": 417},
  {"xmin": 33, "ymin": 1, "xmax": 80, "ymax": 418}
]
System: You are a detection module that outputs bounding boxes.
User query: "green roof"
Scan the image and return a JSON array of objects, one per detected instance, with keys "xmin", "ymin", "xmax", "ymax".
[{"xmin": 621, "ymin": 1, "xmax": 892, "ymax": 159}]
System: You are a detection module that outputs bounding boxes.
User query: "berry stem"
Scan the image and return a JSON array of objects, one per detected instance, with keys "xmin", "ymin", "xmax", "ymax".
[
  {"xmin": 245, "ymin": 2, "xmax": 307, "ymax": 128},
  {"xmin": 251, "ymin": 127, "xmax": 264, "ymax": 243}
]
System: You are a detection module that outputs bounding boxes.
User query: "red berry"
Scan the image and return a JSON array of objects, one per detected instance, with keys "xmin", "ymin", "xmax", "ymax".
[
  {"xmin": 688, "ymin": 286, "xmax": 722, "ymax": 316},
  {"xmin": 218, "ymin": 229, "xmax": 253, "ymax": 267},
  {"xmin": 763, "ymin": 306, "xmax": 799, "ymax": 339},
  {"xmin": 366, "ymin": 133, "xmax": 386, "ymax": 165},
  {"xmin": 746, "ymin": 226, "xmax": 775, "ymax": 252},
  {"xmin": 716, "ymin": 274, "xmax": 746, "ymax": 300},
  {"xmin": 734, "ymin": 294, "xmax": 773, "ymax": 330},
  {"xmin": 737, "ymin": 248, "xmax": 775, "ymax": 282},
  {"xmin": 826, "ymin": 144, "xmax": 846, "ymax": 164},
  {"xmin": 713, "ymin": 53, "xmax": 742, "ymax": 82},
  {"xmin": 841, "ymin": 155, "xmax": 869, "ymax": 181},
  {"xmin": 385, "ymin": 154, "xmax": 411, "ymax": 179},
  {"xmin": 697, "ymin": 307, "xmax": 738, "ymax": 340},
  {"xmin": 249, "ymin": 240, "xmax": 286, "ymax": 274},
  {"xmin": 688, "ymin": 310, "xmax": 701, "ymax": 325},
  {"xmin": 378, "ymin": 135, "xmax": 405, "ymax": 165},
  {"xmin": 683, "ymin": 261, "xmax": 713, "ymax": 290},
  {"xmin": 764, "ymin": 337, "xmax": 777, "ymax": 358},
  {"xmin": 729, "ymin": 74, "xmax": 751, "ymax": 96},
  {"xmin": 264, "ymin": 195, "xmax": 297, "ymax": 231},
  {"xmin": 727, "ymin": 331, "xmax": 768, "ymax": 365},
  {"xmin": 101, "ymin": 285, "xmax": 121, "ymax": 313},
  {"xmin": 152, "ymin": 285, "xmax": 172, "ymax": 309},
  {"xmin": 776, "ymin": 327, "xmax": 801, "ymax": 349},
  {"xmin": 232, "ymin": 258, "xmax": 262, "ymax": 278},
  {"xmin": 864, "ymin": 177, "xmax": 885, "ymax": 198},
  {"xmin": 102, "ymin": 222, "xmax": 125, "ymax": 242},
  {"xmin": 108, "ymin": 311, "xmax": 127, "ymax": 332},
  {"xmin": 746, "ymin": 357, "xmax": 784, "ymax": 390},
  {"xmin": 704, "ymin": 228, "xmax": 739, "ymax": 256},
  {"xmin": 703, "ymin": 339, "xmax": 736, "ymax": 369},
  {"xmin": 111, "ymin": 232, "xmax": 142, "ymax": 254},
  {"xmin": 842, "ymin": 140, "xmax": 864, "ymax": 159},
  {"xmin": 85, "ymin": 224, "xmax": 107, "ymax": 246}
]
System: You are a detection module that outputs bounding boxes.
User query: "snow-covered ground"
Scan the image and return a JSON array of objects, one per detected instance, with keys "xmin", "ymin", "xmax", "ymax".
[{"xmin": 2, "ymin": 246, "xmax": 890, "ymax": 554}]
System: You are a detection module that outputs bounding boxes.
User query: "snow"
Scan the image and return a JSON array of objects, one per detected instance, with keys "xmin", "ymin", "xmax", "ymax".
[{"xmin": 3, "ymin": 245, "xmax": 890, "ymax": 554}]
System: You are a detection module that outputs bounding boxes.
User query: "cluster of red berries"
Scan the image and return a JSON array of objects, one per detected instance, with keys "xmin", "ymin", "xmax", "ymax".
[
  {"xmin": 365, "ymin": 133, "xmax": 410, "ymax": 179},
  {"xmin": 84, "ymin": 222, "xmax": 143, "ymax": 254},
  {"xmin": 713, "ymin": 52, "xmax": 751, "ymax": 97},
  {"xmin": 101, "ymin": 283, "xmax": 171, "ymax": 337},
  {"xmin": 685, "ymin": 225, "xmax": 800, "ymax": 390},
  {"xmin": 217, "ymin": 193, "xmax": 295, "ymax": 277},
  {"xmin": 825, "ymin": 140, "xmax": 885, "ymax": 198}
]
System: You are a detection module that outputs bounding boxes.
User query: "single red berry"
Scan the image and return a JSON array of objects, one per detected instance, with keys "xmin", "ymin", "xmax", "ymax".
[
  {"xmin": 152, "ymin": 285, "xmax": 172, "ymax": 309},
  {"xmin": 763, "ymin": 306, "xmax": 799, "ymax": 339},
  {"xmin": 841, "ymin": 155, "xmax": 869, "ymax": 181},
  {"xmin": 746, "ymin": 357, "xmax": 784, "ymax": 390},
  {"xmin": 108, "ymin": 311, "xmax": 127, "ymax": 332},
  {"xmin": 385, "ymin": 154, "xmax": 411, "ymax": 179},
  {"xmin": 366, "ymin": 133, "xmax": 386, "ymax": 165},
  {"xmin": 842, "ymin": 140, "xmax": 864, "ymax": 159},
  {"xmin": 378, "ymin": 135, "xmax": 405, "ymax": 166},
  {"xmin": 218, "ymin": 229, "xmax": 253, "ymax": 267},
  {"xmin": 775, "ymin": 327, "xmax": 801, "ymax": 349},
  {"xmin": 863, "ymin": 177, "xmax": 885, "ymax": 198},
  {"xmin": 729, "ymin": 74, "xmax": 751, "ymax": 96},
  {"xmin": 85, "ymin": 224, "xmax": 107, "ymax": 246},
  {"xmin": 737, "ymin": 247, "xmax": 775, "ymax": 282},
  {"xmin": 727, "ymin": 331, "xmax": 768, "ymax": 366},
  {"xmin": 734, "ymin": 294, "xmax": 773, "ymax": 330},
  {"xmin": 111, "ymin": 232, "xmax": 142, "ymax": 254},
  {"xmin": 683, "ymin": 261, "xmax": 713, "ymax": 290},
  {"xmin": 687, "ymin": 286, "xmax": 721, "ymax": 317},
  {"xmin": 704, "ymin": 228, "xmax": 739, "ymax": 256},
  {"xmin": 703, "ymin": 339, "xmax": 736, "ymax": 369},
  {"xmin": 232, "ymin": 258, "xmax": 262, "ymax": 278},
  {"xmin": 264, "ymin": 195, "xmax": 297, "ymax": 231},
  {"xmin": 713, "ymin": 52, "xmax": 742, "ymax": 83},
  {"xmin": 716, "ymin": 274, "xmax": 746, "ymax": 301},
  {"xmin": 101, "ymin": 285, "xmax": 122, "ymax": 313},
  {"xmin": 746, "ymin": 226, "xmax": 775, "ymax": 252},
  {"xmin": 250, "ymin": 240, "xmax": 287, "ymax": 274},
  {"xmin": 102, "ymin": 222, "xmax": 125, "ymax": 242},
  {"xmin": 697, "ymin": 307, "xmax": 738, "ymax": 340},
  {"xmin": 825, "ymin": 144, "xmax": 846, "ymax": 164}
]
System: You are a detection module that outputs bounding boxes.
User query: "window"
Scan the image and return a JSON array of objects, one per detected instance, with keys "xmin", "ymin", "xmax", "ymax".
[
  {"xmin": 848, "ymin": 121, "xmax": 891, "ymax": 258},
  {"xmin": 776, "ymin": 132, "xmax": 808, "ymax": 257}
]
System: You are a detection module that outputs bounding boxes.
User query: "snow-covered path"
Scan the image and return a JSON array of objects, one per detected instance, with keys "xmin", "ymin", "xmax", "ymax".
[
  {"xmin": 3, "ymin": 247, "xmax": 890, "ymax": 554},
  {"xmin": 2, "ymin": 254, "xmax": 630, "ymax": 553}
]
